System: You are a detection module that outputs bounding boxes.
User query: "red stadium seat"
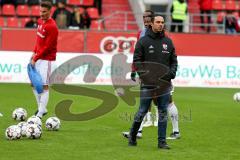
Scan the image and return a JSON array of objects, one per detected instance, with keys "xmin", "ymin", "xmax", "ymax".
[
  {"xmin": 6, "ymin": 17, "xmax": 19, "ymax": 28},
  {"xmin": 0, "ymin": 17, "xmax": 5, "ymax": 27},
  {"xmin": 232, "ymin": 11, "xmax": 239, "ymax": 19},
  {"xmin": 66, "ymin": 6, "xmax": 73, "ymax": 13},
  {"xmin": 225, "ymin": 0, "xmax": 236, "ymax": 11},
  {"xmin": 2, "ymin": 4, "xmax": 16, "ymax": 16},
  {"xmin": 31, "ymin": 5, "xmax": 40, "ymax": 17},
  {"xmin": 90, "ymin": 20, "xmax": 103, "ymax": 30},
  {"xmin": 82, "ymin": 0, "xmax": 94, "ymax": 7},
  {"xmin": 16, "ymin": 5, "xmax": 31, "ymax": 17},
  {"xmin": 79, "ymin": 7, "xmax": 85, "ymax": 14},
  {"xmin": 20, "ymin": 17, "xmax": 31, "ymax": 27},
  {"xmin": 87, "ymin": 7, "xmax": 100, "ymax": 19},
  {"xmin": 217, "ymin": 11, "xmax": 226, "ymax": 23},
  {"xmin": 68, "ymin": 0, "xmax": 81, "ymax": 6},
  {"xmin": 212, "ymin": 0, "xmax": 225, "ymax": 10},
  {"xmin": 235, "ymin": 1, "xmax": 239, "ymax": 10}
]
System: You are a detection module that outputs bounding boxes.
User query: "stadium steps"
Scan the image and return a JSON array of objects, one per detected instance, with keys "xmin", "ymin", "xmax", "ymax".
[{"xmin": 102, "ymin": 0, "xmax": 138, "ymax": 31}]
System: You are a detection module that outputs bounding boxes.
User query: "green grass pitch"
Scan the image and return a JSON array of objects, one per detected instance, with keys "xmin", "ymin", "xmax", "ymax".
[{"xmin": 0, "ymin": 83, "xmax": 240, "ymax": 160}]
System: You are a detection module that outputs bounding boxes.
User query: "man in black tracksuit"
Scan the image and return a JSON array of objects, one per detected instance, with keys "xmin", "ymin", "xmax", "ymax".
[{"xmin": 128, "ymin": 14, "xmax": 178, "ymax": 149}]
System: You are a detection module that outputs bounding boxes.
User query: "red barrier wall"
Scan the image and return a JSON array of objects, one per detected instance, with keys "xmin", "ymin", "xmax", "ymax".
[
  {"xmin": 169, "ymin": 33, "xmax": 240, "ymax": 57},
  {"xmin": 1, "ymin": 29, "xmax": 85, "ymax": 52},
  {"xmin": 86, "ymin": 31, "xmax": 138, "ymax": 53},
  {"xmin": 1, "ymin": 29, "xmax": 240, "ymax": 57}
]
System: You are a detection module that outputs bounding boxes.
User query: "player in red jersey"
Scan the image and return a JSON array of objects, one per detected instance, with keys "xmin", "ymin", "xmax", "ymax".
[{"xmin": 31, "ymin": 0, "xmax": 58, "ymax": 118}]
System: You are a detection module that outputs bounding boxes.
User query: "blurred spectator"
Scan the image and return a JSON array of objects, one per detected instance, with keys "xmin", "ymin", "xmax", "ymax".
[
  {"xmin": 27, "ymin": 0, "xmax": 40, "ymax": 5},
  {"xmin": 224, "ymin": 11, "xmax": 239, "ymax": 34},
  {"xmin": 69, "ymin": 7, "xmax": 91, "ymax": 29},
  {"xmin": 94, "ymin": 0, "xmax": 102, "ymax": 15},
  {"xmin": 25, "ymin": 17, "xmax": 38, "ymax": 28},
  {"xmin": 52, "ymin": 0, "xmax": 71, "ymax": 29},
  {"xmin": 69, "ymin": 6, "xmax": 82, "ymax": 29},
  {"xmin": 198, "ymin": 0, "xmax": 212, "ymax": 32},
  {"xmin": 80, "ymin": 9, "xmax": 91, "ymax": 29},
  {"xmin": 171, "ymin": 0, "xmax": 187, "ymax": 33}
]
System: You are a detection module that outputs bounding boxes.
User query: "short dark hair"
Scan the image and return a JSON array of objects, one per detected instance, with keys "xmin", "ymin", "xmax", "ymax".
[
  {"xmin": 40, "ymin": 0, "xmax": 52, "ymax": 10},
  {"xmin": 151, "ymin": 14, "xmax": 164, "ymax": 22},
  {"xmin": 144, "ymin": 10, "xmax": 154, "ymax": 16}
]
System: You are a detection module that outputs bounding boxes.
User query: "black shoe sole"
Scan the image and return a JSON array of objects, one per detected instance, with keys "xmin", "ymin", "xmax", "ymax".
[
  {"xmin": 158, "ymin": 146, "xmax": 170, "ymax": 149},
  {"xmin": 122, "ymin": 133, "xmax": 130, "ymax": 139},
  {"xmin": 128, "ymin": 142, "xmax": 137, "ymax": 146},
  {"xmin": 35, "ymin": 110, "xmax": 48, "ymax": 116}
]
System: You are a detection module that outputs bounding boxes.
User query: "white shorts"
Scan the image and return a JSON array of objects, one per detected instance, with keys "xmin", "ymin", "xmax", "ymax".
[{"xmin": 35, "ymin": 60, "xmax": 52, "ymax": 85}]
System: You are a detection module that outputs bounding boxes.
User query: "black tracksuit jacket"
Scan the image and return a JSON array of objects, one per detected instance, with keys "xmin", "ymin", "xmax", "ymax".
[{"xmin": 133, "ymin": 29, "xmax": 178, "ymax": 86}]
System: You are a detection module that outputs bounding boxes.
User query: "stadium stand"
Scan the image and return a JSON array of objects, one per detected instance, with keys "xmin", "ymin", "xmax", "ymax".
[
  {"xmin": 16, "ymin": 5, "xmax": 31, "ymax": 17},
  {"xmin": 225, "ymin": 0, "xmax": 237, "ymax": 10},
  {"xmin": 2, "ymin": 4, "xmax": 16, "ymax": 16},
  {"xmin": 30, "ymin": 5, "xmax": 40, "ymax": 17},
  {"xmin": 6, "ymin": 17, "xmax": 19, "ymax": 27},
  {"xmin": 68, "ymin": 0, "xmax": 82, "ymax": 6},
  {"xmin": 102, "ymin": 0, "xmax": 138, "ymax": 31},
  {"xmin": 20, "ymin": 17, "xmax": 31, "ymax": 27},
  {"xmin": 87, "ymin": 7, "xmax": 100, "ymax": 19},
  {"xmin": 212, "ymin": 0, "xmax": 225, "ymax": 10},
  {"xmin": 68, "ymin": 0, "xmax": 94, "ymax": 6},
  {"xmin": 90, "ymin": 19, "xmax": 103, "ymax": 30},
  {"xmin": 0, "ymin": 17, "xmax": 5, "ymax": 27},
  {"xmin": 188, "ymin": 0, "xmax": 239, "ymax": 33},
  {"xmin": 0, "ymin": 0, "xmax": 238, "ymax": 33}
]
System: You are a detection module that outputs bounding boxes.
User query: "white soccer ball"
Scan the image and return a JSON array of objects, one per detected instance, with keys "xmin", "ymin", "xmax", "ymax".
[
  {"xmin": 27, "ymin": 115, "xmax": 42, "ymax": 127},
  {"xmin": 45, "ymin": 117, "xmax": 61, "ymax": 131},
  {"xmin": 233, "ymin": 92, "xmax": 240, "ymax": 102},
  {"xmin": 5, "ymin": 125, "xmax": 21, "ymax": 140},
  {"xmin": 17, "ymin": 122, "xmax": 28, "ymax": 137},
  {"xmin": 114, "ymin": 87, "xmax": 125, "ymax": 96},
  {"xmin": 26, "ymin": 124, "xmax": 42, "ymax": 139},
  {"xmin": 12, "ymin": 108, "xmax": 27, "ymax": 121}
]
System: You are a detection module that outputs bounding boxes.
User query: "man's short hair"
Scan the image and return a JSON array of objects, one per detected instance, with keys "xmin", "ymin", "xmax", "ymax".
[
  {"xmin": 144, "ymin": 10, "xmax": 154, "ymax": 16},
  {"xmin": 40, "ymin": 0, "xmax": 52, "ymax": 10},
  {"xmin": 151, "ymin": 14, "xmax": 164, "ymax": 22},
  {"xmin": 143, "ymin": 10, "xmax": 154, "ymax": 19}
]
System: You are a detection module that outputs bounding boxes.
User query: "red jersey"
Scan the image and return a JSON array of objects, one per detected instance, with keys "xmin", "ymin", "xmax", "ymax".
[{"xmin": 33, "ymin": 18, "xmax": 58, "ymax": 62}]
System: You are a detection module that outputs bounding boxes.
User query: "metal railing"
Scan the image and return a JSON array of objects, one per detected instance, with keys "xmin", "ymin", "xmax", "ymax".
[
  {"xmin": 97, "ymin": 11, "xmax": 137, "ymax": 31},
  {"xmin": 188, "ymin": 13, "xmax": 225, "ymax": 34},
  {"xmin": 94, "ymin": 11, "xmax": 231, "ymax": 34}
]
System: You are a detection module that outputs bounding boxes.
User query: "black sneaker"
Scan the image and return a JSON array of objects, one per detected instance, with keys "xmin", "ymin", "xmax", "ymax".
[
  {"xmin": 122, "ymin": 131, "xmax": 142, "ymax": 139},
  {"xmin": 128, "ymin": 136, "xmax": 137, "ymax": 146},
  {"xmin": 34, "ymin": 110, "xmax": 48, "ymax": 116},
  {"xmin": 158, "ymin": 141, "xmax": 170, "ymax": 149},
  {"xmin": 167, "ymin": 132, "xmax": 181, "ymax": 140}
]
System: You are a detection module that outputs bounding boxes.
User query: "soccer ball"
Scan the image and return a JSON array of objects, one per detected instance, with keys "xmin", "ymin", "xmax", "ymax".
[
  {"xmin": 233, "ymin": 92, "xmax": 240, "ymax": 102},
  {"xmin": 45, "ymin": 117, "xmax": 61, "ymax": 131},
  {"xmin": 5, "ymin": 125, "xmax": 21, "ymax": 140},
  {"xmin": 17, "ymin": 122, "xmax": 28, "ymax": 137},
  {"xmin": 12, "ymin": 108, "xmax": 27, "ymax": 121},
  {"xmin": 26, "ymin": 124, "xmax": 42, "ymax": 139},
  {"xmin": 114, "ymin": 87, "xmax": 125, "ymax": 96},
  {"xmin": 27, "ymin": 115, "xmax": 42, "ymax": 127}
]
